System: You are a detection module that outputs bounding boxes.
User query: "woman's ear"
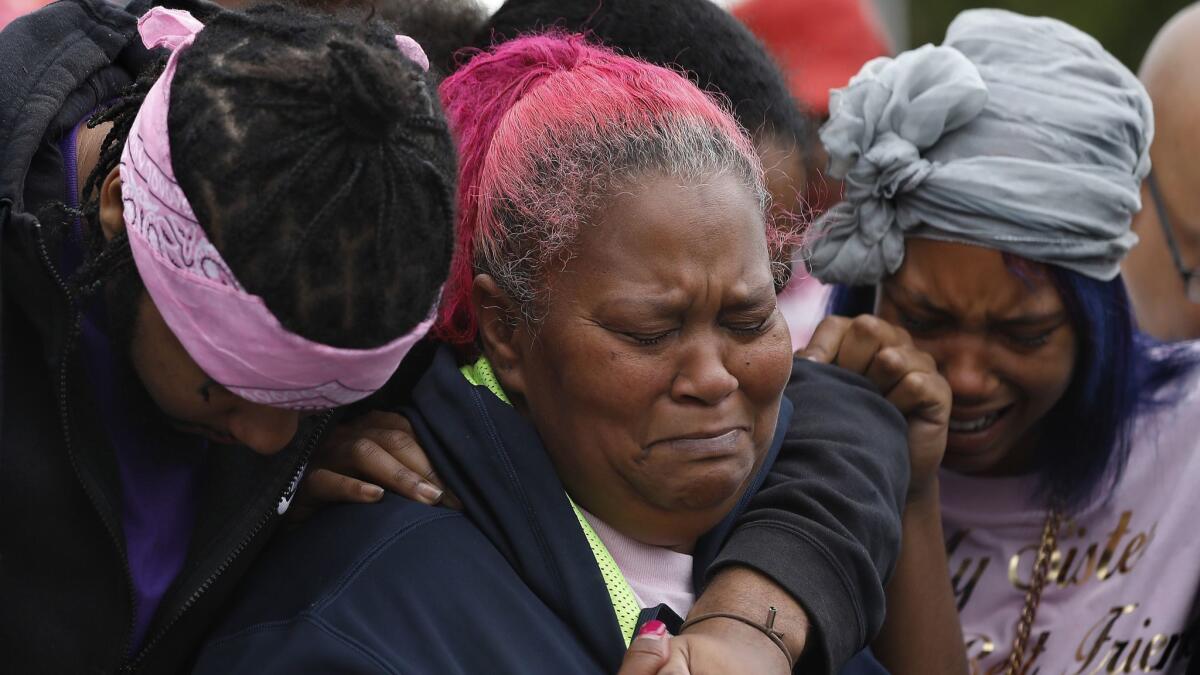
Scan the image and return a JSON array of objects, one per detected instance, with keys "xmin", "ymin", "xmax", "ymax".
[
  {"xmin": 97, "ymin": 165, "xmax": 126, "ymax": 241},
  {"xmin": 472, "ymin": 274, "xmax": 529, "ymax": 397}
]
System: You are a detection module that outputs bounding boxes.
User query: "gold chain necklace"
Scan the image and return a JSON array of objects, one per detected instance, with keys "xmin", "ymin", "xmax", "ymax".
[{"xmin": 1004, "ymin": 507, "xmax": 1063, "ymax": 675}]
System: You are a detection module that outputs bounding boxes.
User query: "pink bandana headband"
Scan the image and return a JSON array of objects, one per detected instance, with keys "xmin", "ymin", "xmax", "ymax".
[{"xmin": 120, "ymin": 8, "xmax": 435, "ymax": 410}]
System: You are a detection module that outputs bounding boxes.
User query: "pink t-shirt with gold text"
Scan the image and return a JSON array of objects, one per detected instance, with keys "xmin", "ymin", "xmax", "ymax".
[{"xmin": 941, "ymin": 343, "xmax": 1200, "ymax": 674}]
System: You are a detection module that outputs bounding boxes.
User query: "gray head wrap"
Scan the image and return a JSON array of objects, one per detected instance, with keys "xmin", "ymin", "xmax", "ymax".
[{"xmin": 806, "ymin": 9, "xmax": 1153, "ymax": 285}]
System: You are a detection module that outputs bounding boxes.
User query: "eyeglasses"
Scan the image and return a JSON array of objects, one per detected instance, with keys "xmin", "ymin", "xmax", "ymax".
[{"xmin": 1146, "ymin": 171, "xmax": 1200, "ymax": 303}]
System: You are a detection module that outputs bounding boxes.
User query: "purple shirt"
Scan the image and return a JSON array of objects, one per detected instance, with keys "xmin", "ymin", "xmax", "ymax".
[{"xmin": 62, "ymin": 120, "xmax": 204, "ymax": 651}]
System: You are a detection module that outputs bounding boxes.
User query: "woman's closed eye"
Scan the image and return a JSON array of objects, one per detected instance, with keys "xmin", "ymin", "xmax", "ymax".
[
  {"xmin": 1004, "ymin": 328, "xmax": 1057, "ymax": 349},
  {"xmin": 626, "ymin": 329, "xmax": 677, "ymax": 346},
  {"xmin": 996, "ymin": 314, "xmax": 1066, "ymax": 349},
  {"xmin": 898, "ymin": 312, "xmax": 945, "ymax": 336},
  {"xmin": 604, "ymin": 304, "xmax": 777, "ymax": 346},
  {"xmin": 725, "ymin": 312, "xmax": 775, "ymax": 336}
]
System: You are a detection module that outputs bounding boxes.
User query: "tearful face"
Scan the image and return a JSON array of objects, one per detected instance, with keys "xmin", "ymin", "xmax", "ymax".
[
  {"xmin": 876, "ymin": 240, "xmax": 1077, "ymax": 476},
  {"xmin": 507, "ymin": 173, "xmax": 793, "ymax": 552}
]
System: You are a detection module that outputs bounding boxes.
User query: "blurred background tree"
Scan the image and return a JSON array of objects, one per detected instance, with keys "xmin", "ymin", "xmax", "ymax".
[{"xmin": 907, "ymin": 0, "xmax": 1192, "ymax": 69}]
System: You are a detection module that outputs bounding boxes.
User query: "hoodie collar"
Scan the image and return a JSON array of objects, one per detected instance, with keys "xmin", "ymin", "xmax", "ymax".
[{"xmin": 405, "ymin": 345, "xmax": 793, "ymax": 669}]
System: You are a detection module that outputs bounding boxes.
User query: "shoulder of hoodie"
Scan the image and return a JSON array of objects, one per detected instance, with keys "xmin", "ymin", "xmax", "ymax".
[
  {"xmin": 784, "ymin": 356, "xmax": 908, "ymax": 442},
  {"xmin": 0, "ymin": 0, "xmax": 225, "ymax": 209},
  {"xmin": 0, "ymin": 0, "xmax": 136, "ymax": 94},
  {"xmin": 202, "ymin": 496, "xmax": 470, "ymax": 640},
  {"xmin": 0, "ymin": 0, "xmax": 139, "ymax": 203},
  {"xmin": 195, "ymin": 495, "xmax": 603, "ymax": 674}
]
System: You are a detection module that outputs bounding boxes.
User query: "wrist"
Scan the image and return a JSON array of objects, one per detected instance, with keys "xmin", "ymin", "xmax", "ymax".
[
  {"xmin": 681, "ymin": 612, "xmax": 793, "ymax": 671},
  {"xmin": 903, "ymin": 482, "xmax": 944, "ymax": 531},
  {"xmin": 905, "ymin": 475, "xmax": 942, "ymax": 510},
  {"xmin": 689, "ymin": 566, "xmax": 808, "ymax": 666}
]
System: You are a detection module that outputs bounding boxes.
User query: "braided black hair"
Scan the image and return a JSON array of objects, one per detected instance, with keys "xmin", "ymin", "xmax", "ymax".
[
  {"xmin": 78, "ymin": 4, "xmax": 456, "ymax": 350},
  {"xmin": 478, "ymin": 0, "xmax": 810, "ymax": 151},
  {"xmin": 60, "ymin": 60, "xmax": 168, "ymax": 330}
]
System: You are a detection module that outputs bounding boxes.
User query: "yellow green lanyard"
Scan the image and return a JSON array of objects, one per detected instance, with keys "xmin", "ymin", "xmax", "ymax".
[{"xmin": 461, "ymin": 357, "xmax": 640, "ymax": 644}]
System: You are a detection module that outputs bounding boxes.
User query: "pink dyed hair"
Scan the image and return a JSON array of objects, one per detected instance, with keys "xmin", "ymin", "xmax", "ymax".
[{"xmin": 436, "ymin": 34, "xmax": 796, "ymax": 345}]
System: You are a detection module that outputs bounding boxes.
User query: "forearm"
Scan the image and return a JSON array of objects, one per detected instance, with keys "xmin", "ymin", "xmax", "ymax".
[
  {"xmin": 684, "ymin": 566, "xmax": 807, "ymax": 671},
  {"xmin": 705, "ymin": 359, "xmax": 909, "ymax": 672},
  {"xmin": 872, "ymin": 487, "xmax": 967, "ymax": 675}
]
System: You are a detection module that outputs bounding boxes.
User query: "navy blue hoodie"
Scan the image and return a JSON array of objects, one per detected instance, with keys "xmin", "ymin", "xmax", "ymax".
[
  {"xmin": 194, "ymin": 346, "xmax": 893, "ymax": 673},
  {"xmin": 0, "ymin": 2, "xmax": 331, "ymax": 671}
]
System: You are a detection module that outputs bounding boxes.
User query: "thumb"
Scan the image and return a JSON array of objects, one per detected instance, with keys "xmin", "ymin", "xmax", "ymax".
[{"xmin": 616, "ymin": 621, "xmax": 671, "ymax": 675}]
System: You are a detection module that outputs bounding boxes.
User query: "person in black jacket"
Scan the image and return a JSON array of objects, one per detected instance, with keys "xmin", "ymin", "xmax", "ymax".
[
  {"xmin": 0, "ymin": 3, "xmax": 455, "ymax": 672},
  {"xmin": 196, "ymin": 34, "xmax": 932, "ymax": 675},
  {"xmin": 298, "ymin": 1, "xmax": 924, "ymax": 671}
]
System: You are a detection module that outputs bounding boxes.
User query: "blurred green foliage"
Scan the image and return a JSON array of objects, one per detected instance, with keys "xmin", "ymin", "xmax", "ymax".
[{"xmin": 908, "ymin": 0, "xmax": 1194, "ymax": 69}]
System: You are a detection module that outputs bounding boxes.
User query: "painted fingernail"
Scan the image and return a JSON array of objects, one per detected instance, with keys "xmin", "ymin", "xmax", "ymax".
[
  {"xmin": 416, "ymin": 481, "xmax": 444, "ymax": 505},
  {"xmin": 362, "ymin": 484, "xmax": 385, "ymax": 501},
  {"xmin": 636, "ymin": 620, "xmax": 667, "ymax": 639}
]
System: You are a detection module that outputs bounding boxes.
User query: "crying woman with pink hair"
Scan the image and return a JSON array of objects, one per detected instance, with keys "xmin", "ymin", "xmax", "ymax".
[{"xmin": 196, "ymin": 35, "xmax": 915, "ymax": 675}]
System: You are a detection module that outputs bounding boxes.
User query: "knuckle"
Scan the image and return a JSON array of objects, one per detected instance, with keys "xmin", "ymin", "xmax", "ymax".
[
  {"xmin": 901, "ymin": 369, "xmax": 929, "ymax": 392},
  {"xmin": 877, "ymin": 345, "xmax": 905, "ymax": 369},
  {"xmin": 392, "ymin": 466, "xmax": 422, "ymax": 491},
  {"xmin": 377, "ymin": 430, "xmax": 416, "ymax": 455},
  {"xmin": 850, "ymin": 314, "xmax": 887, "ymax": 339},
  {"xmin": 823, "ymin": 315, "xmax": 851, "ymax": 331},
  {"xmin": 812, "ymin": 315, "xmax": 848, "ymax": 341},
  {"xmin": 884, "ymin": 345, "xmax": 929, "ymax": 374},
  {"xmin": 907, "ymin": 370, "xmax": 948, "ymax": 403},
  {"xmin": 349, "ymin": 438, "xmax": 381, "ymax": 461}
]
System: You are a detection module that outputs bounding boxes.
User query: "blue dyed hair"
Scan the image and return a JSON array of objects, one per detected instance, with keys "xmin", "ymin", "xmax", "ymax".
[{"xmin": 829, "ymin": 265, "xmax": 1195, "ymax": 510}]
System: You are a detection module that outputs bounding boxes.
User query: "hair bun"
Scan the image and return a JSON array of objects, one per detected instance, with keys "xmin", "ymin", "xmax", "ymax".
[
  {"xmin": 328, "ymin": 39, "xmax": 430, "ymax": 140},
  {"xmin": 167, "ymin": 6, "xmax": 456, "ymax": 349}
]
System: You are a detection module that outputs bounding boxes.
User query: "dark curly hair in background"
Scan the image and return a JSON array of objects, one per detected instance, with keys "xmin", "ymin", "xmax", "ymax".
[
  {"xmin": 371, "ymin": 0, "xmax": 487, "ymax": 76},
  {"xmin": 478, "ymin": 0, "xmax": 810, "ymax": 152},
  {"xmin": 258, "ymin": 0, "xmax": 487, "ymax": 78},
  {"xmin": 80, "ymin": 4, "xmax": 456, "ymax": 350}
]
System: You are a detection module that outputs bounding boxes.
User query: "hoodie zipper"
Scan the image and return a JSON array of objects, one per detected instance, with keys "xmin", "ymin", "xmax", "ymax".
[
  {"xmin": 32, "ymin": 218, "xmax": 141, "ymax": 661},
  {"xmin": 34, "ymin": 217, "xmax": 334, "ymax": 672},
  {"xmin": 122, "ymin": 411, "xmax": 331, "ymax": 672}
]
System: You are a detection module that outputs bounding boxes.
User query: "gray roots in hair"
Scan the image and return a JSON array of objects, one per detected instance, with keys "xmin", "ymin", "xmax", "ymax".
[{"xmin": 474, "ymin": 116, "xmax": 776, "ymax": 327}]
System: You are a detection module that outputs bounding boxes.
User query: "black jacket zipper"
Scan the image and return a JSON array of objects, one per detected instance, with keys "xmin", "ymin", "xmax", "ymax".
[
  {"xmin": 32, "ymin": 218, "xmax": 141, "ymax": 661},
  {"xmin": 34, "ymin": 216, "xmax": 334, "ymax": 672},
  {"xmin": 122, "ymin": 412, "xmax": 331, "ymax": 673}
]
